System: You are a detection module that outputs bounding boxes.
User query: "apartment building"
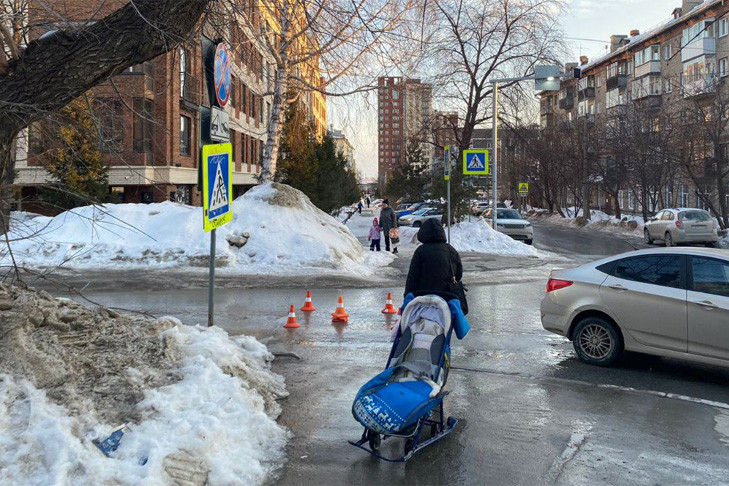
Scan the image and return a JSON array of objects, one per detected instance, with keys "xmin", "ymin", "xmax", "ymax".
[
  {"xmin": 329, "ymin": 126, "xmax": 356, "ymax": 173},
  {"xmin": 15, "ymin": 0, "xmax": 325, "ymax": 211},
  {"xmin": 540, "ymin": 0, "xmax": 729, "ymax": 215},
  {"xmin": 377, "ymin": 77, "xmax": 433, "ymax": 187}
]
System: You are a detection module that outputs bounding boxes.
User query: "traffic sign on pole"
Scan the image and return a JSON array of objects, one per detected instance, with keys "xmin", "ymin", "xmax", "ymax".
[
  {"xmin": 463, "ymin": 149, "xmax": 489, "ymax": 175},
  {"xmin": 518, "ymin": 182, "xmax": 529, "ymax": 195},
  {"xmin": 444, "ymin": 145, "xmax": 450, "ymax": 181},
  {"xmin": 202, "ymin": 143, "xmax": 233, "ymax": 232},
  {"xmin": 213, "ymin": 43, "xmax": 232, "ymax": 108}
]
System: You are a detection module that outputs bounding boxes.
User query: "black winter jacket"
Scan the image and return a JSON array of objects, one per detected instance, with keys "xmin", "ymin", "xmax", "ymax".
[{"xmin": 405, "ymin": 219, "xmax": 463, "ymax": 297}]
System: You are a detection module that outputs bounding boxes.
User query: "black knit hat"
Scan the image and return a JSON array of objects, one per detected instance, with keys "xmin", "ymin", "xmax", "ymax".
[{"xmin": 383, "ymin": 199, "xmax": 390, "ymax": 205}]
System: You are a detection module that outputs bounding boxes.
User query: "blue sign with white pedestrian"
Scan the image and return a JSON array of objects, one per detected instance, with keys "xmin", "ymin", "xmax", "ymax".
[
  {"xmin": 462, "ymin": 150, "xmax": 489, "ymax": 175},
  {"xmin": 202, "ymin": 143, "xmax": 233, "ymax": 232}
]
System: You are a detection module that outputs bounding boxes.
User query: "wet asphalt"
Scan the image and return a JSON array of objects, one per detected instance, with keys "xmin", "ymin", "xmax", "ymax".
[{"xmin": 60, "ymin": 216, "xmax": 729, "ymax": 485}]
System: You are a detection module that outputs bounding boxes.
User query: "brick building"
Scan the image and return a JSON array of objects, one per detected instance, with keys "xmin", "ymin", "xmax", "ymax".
[
  {"xmin": 377, "ymin": 77, "xmax": 433, "ymax": 187},
  {"xmin": 14, "ymin": 0, "xmax": 325, "ymax": 210},
  {"xmin": 539, "ymin": 0, "xmax": 729, "ymax": 216}
]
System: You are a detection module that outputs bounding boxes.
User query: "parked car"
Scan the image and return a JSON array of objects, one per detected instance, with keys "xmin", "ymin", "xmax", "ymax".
[
  {"xmin": 399, "ymin": 207, "xmax": 443, "ymax": 227},
  {"xmin": 396, "ymin": 202, "xmax": 427, "ymax": 218},
  {"xmin": 483, "ymin": 208, "xmax": 533, "ymax": 244},
  {"xmin": 471, "ymin": 201, "xmax": 490, "ymax": 216},
  {"xmin": 541, "ymin": 248, "xmax": 729, "ymax": 368},
  {"xmin": 644, "ymin": 208, "xmax": 719, "ymax": 247}
]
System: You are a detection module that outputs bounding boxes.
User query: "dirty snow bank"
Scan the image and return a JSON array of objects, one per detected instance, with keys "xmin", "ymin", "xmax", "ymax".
[
  {"xmin": 529, "ymin": 208, "xmax": 644, "ymax": 235},
  {"xmin": 0, "ymin": 285, "xmax": 288, "ymax": 485},
  {"xmin": 400, "ymin": 220, "xmax": 540, "ymax": 257},
  {"xmin": 2, "ymin": 183, "xmax": 393, "ymax": 277}
]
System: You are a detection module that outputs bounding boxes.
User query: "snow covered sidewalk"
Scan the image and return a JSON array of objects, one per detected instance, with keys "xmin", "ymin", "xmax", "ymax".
[
  {"xmin": 0, "ymin": 285, "xmax": 288, "ymax": 485},
  {"xmin": 2, "ymin": 183, "xmax": 394, "ymax": 279},
  {"xmin": 529, "ymin": 208, "xmax": 645, "ymax": 236}
]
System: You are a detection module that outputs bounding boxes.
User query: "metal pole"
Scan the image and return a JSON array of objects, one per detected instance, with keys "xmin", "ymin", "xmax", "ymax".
[
  {"xmin": 492, "ymin": 82, "xmax": 499, "ymax": 230},
  {"xmin": 447, "ymin": 174, "xmax": 451, "ymax": 242},
  {"xmin": 207, "ymin": 228, "xmax": 216, "ymax": 327}
]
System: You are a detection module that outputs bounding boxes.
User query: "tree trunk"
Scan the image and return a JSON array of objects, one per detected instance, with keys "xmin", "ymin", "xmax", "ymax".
[
  {"xmin": 614, "ymin": 195, "xmax": 622, "ymax": 220},
  {"xmin": 0, "ymin": 127, "xmax": 17, "ymax": 232},
  {"xmin": 581, "ymin": 179, "xmax": 591, "ymax": 221},
  {"xmin": 261, "ymin": 65, "xmax": 289, "ymax": 181}
]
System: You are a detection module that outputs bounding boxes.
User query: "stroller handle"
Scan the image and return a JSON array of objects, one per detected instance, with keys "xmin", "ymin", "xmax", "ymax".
[{"xmin": 408, "ymin": 290, "xmax": 460, "ymax": 302}]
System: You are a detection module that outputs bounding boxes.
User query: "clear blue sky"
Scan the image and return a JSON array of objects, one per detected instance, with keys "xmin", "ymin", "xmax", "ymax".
[{"xmin": 340, "ymin": 0, "xmax": 680, "ymax": 180}]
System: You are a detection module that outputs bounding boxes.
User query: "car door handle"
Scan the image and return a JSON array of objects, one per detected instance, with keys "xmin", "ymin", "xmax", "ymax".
[
  {"xmin": 693, "ymin": 300, "xmax": 718, "ymax": 310},
  {"xmin": 608, "ymin": 284, "xmax": 627, "ymax": 291}
]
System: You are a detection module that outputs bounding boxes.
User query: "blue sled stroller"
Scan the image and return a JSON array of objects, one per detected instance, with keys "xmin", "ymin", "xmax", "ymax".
[{"xmin": 349, "ymin": 291, "xmax": 470, "ymax": 462}]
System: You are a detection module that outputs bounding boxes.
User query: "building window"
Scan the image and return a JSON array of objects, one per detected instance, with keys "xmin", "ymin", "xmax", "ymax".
[
  {"xmin": 681, "ymin": 185, "xmax": 689, "ymax": 207},
  {"xmin": 663, "ymin": 44, "xmax": 672, "ymax": 60},
  {"xmin": 179, "ymin": 48, "xmax": 189, "ymax": 99},
  {"xmin": 628, "ymin": 191, "xmax": 635, "ymax": 210},
  {"xmin": 596, "ymin": 75, "xmax": 602, "ymax": 88},
  {"xmin": 97, "ymin": 99, "xmax": 124, "ymax": 152},
  {"xmin": 721, "ymin": 58, "xmax": 728, "ymax": 77},
  {"xmin": 720, "ymin": 19, "xmax": 729, "ymax": 38},
  {"xmin": 133, "ymin": 98, "xmax": 153, "ymax": 153},
  {"xmin": 180, "ymin": 115, "xmax": 191, "ymax": 156}
]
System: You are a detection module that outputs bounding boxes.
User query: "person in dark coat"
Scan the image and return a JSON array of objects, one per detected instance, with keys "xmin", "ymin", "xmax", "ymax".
[
  {"xmin": 405, "ymin": 218, "xmax": 463, "ymax": 298},
  {"xmin": 379, "ymin": 199, "xmax": 398, "ymax": 253}
]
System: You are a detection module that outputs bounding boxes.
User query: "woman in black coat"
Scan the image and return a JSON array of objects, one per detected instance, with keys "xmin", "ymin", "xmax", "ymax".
[{"xmin": 405, "ymin": 219, "xmax": 463, "ymax": 299}]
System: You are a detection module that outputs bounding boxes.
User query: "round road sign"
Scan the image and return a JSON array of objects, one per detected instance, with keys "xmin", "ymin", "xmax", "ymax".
[{"xmin": 214, "ymin": 43, "xmax": 231, "ymax": 107}]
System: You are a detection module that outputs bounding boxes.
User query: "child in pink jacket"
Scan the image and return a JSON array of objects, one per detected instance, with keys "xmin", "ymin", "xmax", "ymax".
[{"xmin": 368, "ymin": 218, "xmax": 382, "ymax": 251}]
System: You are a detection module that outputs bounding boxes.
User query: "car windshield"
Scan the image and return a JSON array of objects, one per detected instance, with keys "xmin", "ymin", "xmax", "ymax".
[
  {"xmin": 498, "ymin": 209, "xmax": 522, "ymax": 219},
  {"xmin": 681, "ymin": 211, "xmax": 711, "ymax": 221},
  {"xmin": 407, "ymin": 203, "xmax": 422, "ymax": 210},
  {"xmin": 412, "ymin": 208, "xmax": 432, "ymax": 216}
]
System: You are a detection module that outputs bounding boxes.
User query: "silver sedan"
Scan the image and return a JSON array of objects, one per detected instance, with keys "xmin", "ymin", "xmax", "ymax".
[{"xmin": 541, "ymin": 248, "xmax": 729, "ymax": 368}]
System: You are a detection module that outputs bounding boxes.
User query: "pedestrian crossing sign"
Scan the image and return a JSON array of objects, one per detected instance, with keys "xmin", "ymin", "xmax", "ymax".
[
  {"xmin": 202, "ymin": 143, "xmax": 233, "ymax": 232},
  {"xmin": 463, "ymin": 150, "xmax": 489, "ymax": 175},
  {"xmin": 518, "ymin": 182, "xmax": 529, "ymax": 195}
]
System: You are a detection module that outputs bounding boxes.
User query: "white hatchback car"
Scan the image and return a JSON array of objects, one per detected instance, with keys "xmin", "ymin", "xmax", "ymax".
[
  {"xmin": 644, "ymin": 208, "xmax": 719, "ymax": 247},
  {"xmin": 398, "ymin": 207, "xmax": 444, "ymax": 227},
  {"xmin": 541, "ymin": 248, "xmax": 729, "ymax": 368},
  {"xmin": 484, "ymin": 208, "xmax": 533, "ymax": 244}
]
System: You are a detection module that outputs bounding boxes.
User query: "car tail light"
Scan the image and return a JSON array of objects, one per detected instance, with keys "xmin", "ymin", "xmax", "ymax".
[
  {"xmin": 546, "ymin": 278, "xmax": 573, "ymax": 292},
  {"xmin": 675, "ymin": 221, "xmax": 683, "ymax": 229}
]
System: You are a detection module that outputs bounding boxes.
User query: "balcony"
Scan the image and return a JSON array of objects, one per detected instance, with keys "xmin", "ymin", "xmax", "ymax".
[
  {"xmin": 683, "ymin": 74, "xmax": 718, "ymax": 98},
  {"xmin": 606, "ymin": 73, "xmax": 628, "ymax": 91},
  {"xmin": 180, "ymin": 74, "xmax": 201, "ymax": 109},
  {"xmin": 577, "ymin": 86, "xmax": 595, "ymax": 101},
  {"xmin": 540, "ymin": 102, "xmax": 553, "ymax": 115},
  {"xmin": 635, "ymin": 95, "xmax": 662, "ymax": 111},
  {"xmin": 559, "ymin": 95, "xmax": 574, "ymax": 110},
  {"xmin": 682, "ymin": 37, "xmax": 716, "ymax": 62},
  {"xmin": 635, "ymin": 60, "xmax": 661, "ymax": 78}
]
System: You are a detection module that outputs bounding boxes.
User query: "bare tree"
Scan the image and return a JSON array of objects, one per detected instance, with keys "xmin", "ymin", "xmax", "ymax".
[
  {"xmin": 428, "ymin": 0, "xmax": 565, "ymax": 154},
  {"xmin": 0, "ymin": 0, "xmax": 211, "ymax": 231},
  {"xmin": 214, "ymin": 0, "xmax": 414, "ymax": 180},
  {"xmin": 675, "ymin": 78, "xmax": 729, "ymax": 228}
]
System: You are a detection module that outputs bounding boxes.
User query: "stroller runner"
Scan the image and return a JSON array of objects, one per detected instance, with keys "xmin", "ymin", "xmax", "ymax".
[{"xmin": 349, "ymin": 291, "xmax": 470, "ymax": 462}]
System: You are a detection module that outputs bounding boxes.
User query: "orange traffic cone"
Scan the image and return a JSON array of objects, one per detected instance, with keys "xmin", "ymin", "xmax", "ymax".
[
  {"xmin": 381, "ymin": 293, "xmax": 398, "ymax": 314},
  {"xmin": 331, "ymin": 296, "xmax": 350, "ymax": 323},
  {"xmin": 284, "ymin": 305, "xmax": 300, "ymax": 328},
  {"xmin": 301, "ymin": 290, "xmax": 316, "ymax": 312}
]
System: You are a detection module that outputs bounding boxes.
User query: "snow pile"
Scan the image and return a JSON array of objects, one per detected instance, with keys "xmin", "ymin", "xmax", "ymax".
[
  {"xmin": 719, "ymin": 233, "xmax": 729, "ymax": 249},
  {"xmin": 0, "ymin": 285, "xmax": 288, "ymax": 485},
  {"xmin": 529, "ymin": 208, "xmax": 644, "ymax": 235},
  {"xmin": 400, "ymin": 220, "xmax": 540, "ymax": 257},
  {"xmin": 2, "ymin": 183, "xmax": 393, "ymax": 277}
]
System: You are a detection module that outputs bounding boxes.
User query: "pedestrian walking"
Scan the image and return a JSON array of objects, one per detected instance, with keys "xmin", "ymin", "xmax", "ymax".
[
  {"xmin": 357, "ymin": 201, "xmax": 363, "ymax": 214},
  {"xmin": 379, "ymin": 199, "xmax": 398, "ymax": 253},
  {"xmin": 366, "ymin": 196, "xmax": 371, "ymax": 208},
  {"xmin": 368, "ymin": 218, "xmax": 382, "ymax": 251},
  {"xmin": 405, "ymin": 218, "xmax": 468, "ymax": 314}
]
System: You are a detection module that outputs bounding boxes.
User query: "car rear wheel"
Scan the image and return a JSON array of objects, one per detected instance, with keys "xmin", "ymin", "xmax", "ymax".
[
  {"xmin": 644, "ymin": 228, "xmax": 653, "ymax": 244},
  {"xmin": 664, "ymin": 232, "xmax": 674, "ymax": 247},
  {"xmin": 705, "ymin": 241, "xmax": 716, "ymax": 248},
  {"xmin": 572, "ymin": 317, "xmax": 622, "ymax": 366},
  {"xmin": 525, "ymin": 239, "xmax": 533, "ymax": 245}
]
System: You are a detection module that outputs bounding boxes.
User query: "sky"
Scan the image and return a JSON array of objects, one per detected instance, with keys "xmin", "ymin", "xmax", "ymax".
[{"xmin": 330, "ymin": 0, "xmax": 681, "ymax": 180}]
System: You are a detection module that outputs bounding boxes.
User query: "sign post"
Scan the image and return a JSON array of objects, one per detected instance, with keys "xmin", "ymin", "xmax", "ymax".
[
  {"xmin": 444, "ymin": 145, "xmax": 451, "ymax": 243},
  {"xmin": 202, "ymin": 143, "xmax": 233, "ymax": 326}
]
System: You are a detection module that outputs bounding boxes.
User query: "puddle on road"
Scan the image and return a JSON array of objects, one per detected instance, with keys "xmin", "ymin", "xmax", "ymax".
[{"xmin": 715, "ymin": 411, "xmax": 729, "ymax": 448}]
